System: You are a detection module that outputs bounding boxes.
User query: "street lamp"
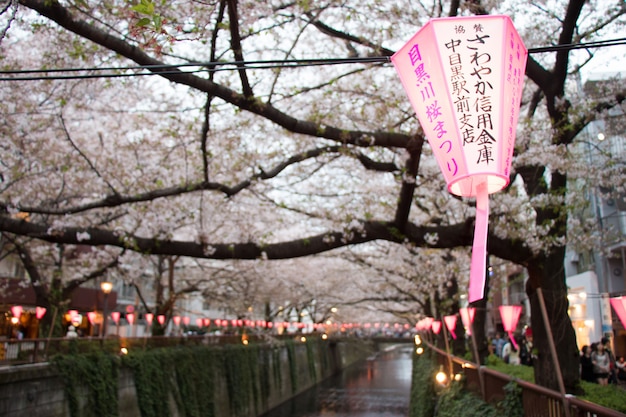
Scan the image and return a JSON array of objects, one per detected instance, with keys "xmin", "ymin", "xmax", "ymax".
[{"xmin": 100, "ymin": 281, "xmax": 113, "ymax": 338}]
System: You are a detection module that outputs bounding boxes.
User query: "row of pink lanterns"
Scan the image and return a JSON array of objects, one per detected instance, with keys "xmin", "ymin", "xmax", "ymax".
[
  {"xmin": 416, "ymin": 305, "xmax": 522, "ymax": 343},
  {"xmin": 9, "ymin": 305, "xmax": 47, "ymax": 320}
]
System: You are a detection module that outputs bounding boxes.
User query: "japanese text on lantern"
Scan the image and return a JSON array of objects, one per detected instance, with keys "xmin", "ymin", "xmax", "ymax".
[
  {"xmin": 445, "ymin": 23, "xmax": 495, "ymax": 166},
  {"xmin": 407, "ymin": 44, "xmax": 459, "ymax": 177},
  {"xmin": 504, "ymin": 29, "xmax": 524, "ymax": 176}
]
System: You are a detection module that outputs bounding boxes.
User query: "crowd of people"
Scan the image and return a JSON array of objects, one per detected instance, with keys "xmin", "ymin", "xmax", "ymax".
[
  {"xmin": 490, "ymin": 328, "xmax": 534, "ymax": 366},
  {"xmin": 580, "ymin": 337, "xmax": 626, "ymax": 386},
  {"xmin": 491, "ymin": 330, "xmax": 626, "ymax": 386}
]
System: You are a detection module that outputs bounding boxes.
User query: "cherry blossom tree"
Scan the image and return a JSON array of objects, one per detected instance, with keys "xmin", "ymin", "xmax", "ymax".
[{"xmin": 0, "ymin": 0, "xmax": 625, "ymax": 391}]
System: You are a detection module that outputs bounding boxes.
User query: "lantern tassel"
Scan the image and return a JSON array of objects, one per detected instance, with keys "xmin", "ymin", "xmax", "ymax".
[
  {"xmin": 508, "ymin": 331, "xmax": 518, "ymax": 350},
  {"xmin": 469, "ymin": 182, "xmax": 489, "ymax": 303}
]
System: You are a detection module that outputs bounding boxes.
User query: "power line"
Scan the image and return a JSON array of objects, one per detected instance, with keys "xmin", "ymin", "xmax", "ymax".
[{"xmin": 0, "ymin": 37, "xmax": 624, "ymax": 82}]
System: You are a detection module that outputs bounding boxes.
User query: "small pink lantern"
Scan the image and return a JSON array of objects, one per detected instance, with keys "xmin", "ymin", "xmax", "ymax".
[
  {"xmin": 444, "ymin": 315, "xmax": 458, "ymax": 339},
  {"xmin": 392, "ymin": 16, "xmax": 528, "ymax": 303},
  {"xmin": 87, "ymin": 311, "xmax": 97, "ymax": 325},
  {"xmin": 203, "ymin": 318, "xmax": 211, "ymax": 327},
  {"xmin": 111, "ymin": 311, "xmax": 121, "ymax": 325},
  {"xmin": 126, "ymin": 313, "xmax": 135, "ymax": 325},
  {"xmin": 157, "ymin": 314, "xmax": 165, "ymax": 325},
  {"xmin": 196, "ymin": 318, "xmax": 203, "ymax": 327},
  {"xmin": 431, "ymin": 320, "xmax": 442, "ymax": 335},
  {"xmin": 499, "ymin": 305, "xmax": 522, "ymax": 349},
  {"xmin": 36, "ymin": 306, "xmax": 47, "ymax": 319},
  {"xmin": 610, "ymin": 297, "xmax": 626, "ymax": 329},
  {"xmin": 182, "ymin": 316, "xmax": 190, "ymax": 326},
  {"xmin": 459, "ymin": 307, "xmax": 476, "ymax": 335},
  {"xmin": 173, "ymin": 316, "xmax": 181, "ymax": 326},
  {"xmin": 11, "ymin": 305, "xmax": 23, "ymax": 319},
  {"xmin": 423, "ymin": 317, "xmax": 434, "ymax": 331},
  {"xmin": 145, "ymin": 313, "xmax": 154, "ymax": 325}
]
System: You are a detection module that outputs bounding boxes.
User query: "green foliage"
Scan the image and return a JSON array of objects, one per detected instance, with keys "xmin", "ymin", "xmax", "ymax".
[
  {"xmin": 409, "ymin": 351, "xmax": 437, "ymax": 417},
  {"xmin": 122, "ymin": 349, "xmax": 175, "ymax": 417},
  {"xmin": 578, "ymin": 381, "xmax": 626, "ymax": 413},
  {"xmin": 435, "ymin": 383, "xmax": 498, "ymax": 417},
  {"xmin": 220, "ymin": 344, "xmax": 261, "ymax": 416},
  {"xmin": 53, "ymin": 352, "xmax": 119, "ymax": 417},
  {"xmin": 486, "ymin": 358, "xmax": 535, "ymax": 383},
  {"xmin": 305, "ymin": 339, "xmax": 317, "ymax": 380},
  {"xmin": 285, "ymin": 340, "xmax": 298, "ymax": 393},
  {"xmin": 497, "ymin": 382, "xmax": 524, "ymax": 417}
]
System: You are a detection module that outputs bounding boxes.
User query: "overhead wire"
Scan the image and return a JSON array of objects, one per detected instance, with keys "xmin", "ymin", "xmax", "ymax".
[{"xmin": 0, "ymin": 37, "xmax": 624, "ymax": 81}]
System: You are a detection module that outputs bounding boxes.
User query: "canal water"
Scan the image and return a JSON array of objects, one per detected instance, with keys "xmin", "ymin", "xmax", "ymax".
[{"xmin": 262, "ymin": 344, "xmax": 413, "ymax": 417}]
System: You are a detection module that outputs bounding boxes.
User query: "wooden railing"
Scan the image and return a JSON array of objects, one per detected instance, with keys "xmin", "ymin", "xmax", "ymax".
[{"xmin": 429, "ymin": 343, "xmax": 625, "ymax": 417}]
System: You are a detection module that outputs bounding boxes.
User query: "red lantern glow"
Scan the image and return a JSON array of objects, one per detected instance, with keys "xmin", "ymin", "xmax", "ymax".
[
  {"xmin": 36, "ymin": 306, "xmax": 47, "ymax": 319},
  {"xmin": 444, "ymin": 315, "xmax": 457, "ymax": 339},
  {"xmin": 87, "ymin": 311, "xmax": 97, "ymax": 324},
  {"xmin": 157, "ymin": 315, "xmax": 165, "ymax": 325},
  {"xmin": 11, "ymin": 305, "xmax": 23, "ymax": 319},
  {"xmin": 173, "ymin": 316, "xmax": 181, "ymax": 326},
  {"xmin": 432, "ymin": 320, "xmax": 442, "ymax": 334},
  {"xmin": 145, "ymin": 313, "xmax": 154, "ymax": 325},
  {"xmin": 182, "ymin": 316, "xmax": 190, "ymax": 326},
  {"xmin": 111, "ymin": 311, "xmax": 120, "ymax": 325},
  {"xmin": 459, "ymin": 307, "xmax": 476, "ymax": 335},
  {"xmin": 499, "ymin": 305, "xmax": 522, "ymax": 349},
  {"xmin": 126, "ymin": 313, "xmax": 135, "ymax": 325}
]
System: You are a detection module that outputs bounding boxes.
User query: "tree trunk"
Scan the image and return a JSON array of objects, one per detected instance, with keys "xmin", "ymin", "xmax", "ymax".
[{"xmin": 526, "ymin": 249, "xmax": 580, "ymax": 393}]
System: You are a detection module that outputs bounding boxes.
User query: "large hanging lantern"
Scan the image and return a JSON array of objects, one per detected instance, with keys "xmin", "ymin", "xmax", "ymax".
[{"xmin": 392, "ymin": 15, "xmax": 527, "ymax": 302}]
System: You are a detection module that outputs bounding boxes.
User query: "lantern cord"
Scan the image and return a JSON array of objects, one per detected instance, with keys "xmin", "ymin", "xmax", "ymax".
[
  {"xmin": 468, "ymin": 183, "xmax": 490, "ymax": 303},
  {"xmin": 0, "ymin": 37, "xmax": 624, "ymax": 81}
]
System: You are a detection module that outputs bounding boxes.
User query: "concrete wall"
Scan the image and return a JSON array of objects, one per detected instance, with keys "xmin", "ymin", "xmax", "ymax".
[{"xmin": 0, "ymin": 338, "xmax": 375, "ymax": 417}]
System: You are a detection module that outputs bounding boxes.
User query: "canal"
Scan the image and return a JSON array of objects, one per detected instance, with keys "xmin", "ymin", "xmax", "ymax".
[{"xmin": 262, "ymin": 344, "xmax": 413, "ymax": 417}]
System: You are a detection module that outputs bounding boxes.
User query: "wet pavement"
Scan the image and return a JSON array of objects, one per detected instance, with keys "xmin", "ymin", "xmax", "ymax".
[{"xmin": 262, "ymin": 345, "xmax": 413, "ymax": 417}]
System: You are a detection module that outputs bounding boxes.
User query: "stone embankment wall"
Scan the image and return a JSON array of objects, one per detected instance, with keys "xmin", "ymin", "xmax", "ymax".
[{"xmin": 0, "ymin": 338, "xmax": 376, "ymax": 417}]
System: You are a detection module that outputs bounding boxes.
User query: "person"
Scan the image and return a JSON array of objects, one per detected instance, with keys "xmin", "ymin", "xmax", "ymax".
[
  {"xmin": 66, "ymin": 325, "xmax": 78, "ymax": 338},
  {"xmin": 502, "ymin": 335, "xmax": 521, "ymax": 365},
  {"xmin": 601, "ymin": 337, "xmax": 618, "ymax": 384},
  {"xmin": 580, "ymin": 345, "xmax": 595, "ymax": 383},
  {"xmin": 591, "ymin": 342, "xmax": 611, "ymax": 385},
  {"xmin": 616, "ymin": 356, "xmax": 626, "ymax": 384},
  {"xmin": 520, "ymin": 328, "xmax": 534, "ymax": 366},
  {"xmin": 491, "ymin": 332, "xmax": 507, "ymax": 359}
]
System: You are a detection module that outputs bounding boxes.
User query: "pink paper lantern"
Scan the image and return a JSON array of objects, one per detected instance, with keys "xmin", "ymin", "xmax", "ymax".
[
  {"xmin": 444, "ymin": 315, "xmax": 458, "ymax": 339},
  {"xmin": 423, "ymin": 317, "xmax": 434, "ymax": 331},
  {"xmin": 610, "ymin": 297, "xmax": 626, "ymax": 329},
  {"xmin": 182, "ymin": 316, "xmax": 190, "ymax": 326},
  {"xmin": 36, "ymin": 306, "xmax": 47, "ymax": 319},
  {"xmin": 432, "ymin": 320, "xmax": 442, "ymax": 334},
  {"xmin": 126, "ymin": 313, "xmax": 135, "ymax": 325},
  {"xmin": 172, "ymin": 316, "xmax": 181, "ymax": 326},
  {"xmin": 459, "ymin": 307, "xmax": 476, "ymax": 335},
  {"xmin": 196, "ymin": 318, "xmax": 204, "ymax": 327},
  {"xmin": 268, "ymin": 321, "xmax": 273, "ymax": 329},
  {"xmin": 11, "ymin": 305, "xmax": 23, "ymax": 319},
  {"xmin": 499, "ymin": 305, "xmax": 522, "ymax": 349},
  {"xmin": 203, "ymin": 318, "xmax": 211, "ymax": 327},
  {"xmin": 145, "ymin": 313, "xmax": 154, "ymax": 325},
  {"xmin": 157, "ymin": 314, "xmax": 165, "ymax": 325},
  {"xmin": 392, "ymin": 16, "xmax": 527, "ymax": 303},
  {"xmin": 111, "ymin": 311, "xmax": 121, "ymax": 325},
  {"xmin": 87, "ymin": 311, "xmax": 97, "ymax": 324}
]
